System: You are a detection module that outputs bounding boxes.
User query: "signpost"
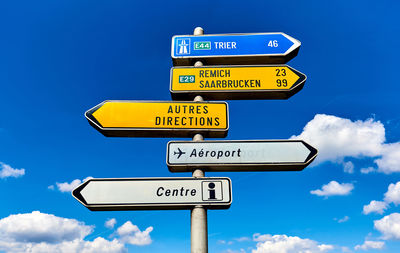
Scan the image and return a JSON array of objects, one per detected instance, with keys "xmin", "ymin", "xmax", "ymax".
[
  {"xmin": 170, "ymin": 65, "xmax": 306, "ymax": 100},
  {"xmin": 167, "ymin": 140, "xmax": 317, "ymax": 172},
  {"xmin": 171, "ymin": 33, "xmax": 301, "ymax": 66},
  {"xmin": 85, "ymin": 100, "xmax": 229, "ymax": 137},
  {"xmin": 76, "ymin": 27, "xmax": 315, "ymax": 253},
  {"xmin": 72, "ymin": 177, "xmax": 232, "ymax": 211}
]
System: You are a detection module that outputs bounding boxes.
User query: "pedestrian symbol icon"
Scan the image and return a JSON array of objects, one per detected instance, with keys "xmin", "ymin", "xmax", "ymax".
[
  {"xmin": 176, "ymin": 39, "xmax": 190, "ymax": 55},
  {"xmin": 202, "ymin": 181, "xmax": 223, "ymax": 201}
]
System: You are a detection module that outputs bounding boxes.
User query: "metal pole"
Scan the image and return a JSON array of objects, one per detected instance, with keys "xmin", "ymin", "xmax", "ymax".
[{"xmin": 191, "ymin": 27, "xmax": 208, "ymax": 253}]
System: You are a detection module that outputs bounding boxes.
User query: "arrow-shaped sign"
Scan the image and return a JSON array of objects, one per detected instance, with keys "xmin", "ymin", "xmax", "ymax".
[
  {"xmin": 85, "ymin": 100, "xmax": 229, "ymax": 138},
  {"xmin": 171, "ymin": 32, "xmax": 301, "ymax": 66},
  {"xmin": 72, "ymin": 177, "xmax": 232, "ymax": 211},
  {"xmin": 170, "ymin": 65, "xmax": 306, "ymax": 100},
  {"xmin": 167, "ymin": 140, "xmax": 317, "ymax": 172}
]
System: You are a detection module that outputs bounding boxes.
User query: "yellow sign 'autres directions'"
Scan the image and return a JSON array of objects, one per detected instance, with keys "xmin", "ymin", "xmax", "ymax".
[
  {"xmin": 170, "ymin": 65, "xmax": 306, "ymax": 100},
  {"xmin": 85, "ymin": 101, "xmax": 229, "ymax": 138}
]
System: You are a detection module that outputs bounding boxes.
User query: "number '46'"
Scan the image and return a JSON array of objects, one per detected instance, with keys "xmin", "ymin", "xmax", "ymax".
[{"xmin": 268, "ymin": 40, "xmax": 278, "ymax": 47}]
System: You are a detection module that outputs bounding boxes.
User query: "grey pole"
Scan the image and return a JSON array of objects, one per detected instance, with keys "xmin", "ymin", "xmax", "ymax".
[{"xmin": 191, "ymin": 27, "xmax": 208, "ymax": 253}]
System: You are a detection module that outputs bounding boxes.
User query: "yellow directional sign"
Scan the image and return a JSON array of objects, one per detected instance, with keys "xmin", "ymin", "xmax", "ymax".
[
  {"xmin": 170, "ymin": 65, "xmax": 306, "ymax": 100},
  {"xmin": 85, "ymin": 101, "xmax": 229, "ymax": 137}
]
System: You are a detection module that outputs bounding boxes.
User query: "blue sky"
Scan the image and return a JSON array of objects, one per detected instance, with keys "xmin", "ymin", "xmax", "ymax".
[{"xmin": 1, "ymin": 0, "xmax": 400, "ymax": 252}]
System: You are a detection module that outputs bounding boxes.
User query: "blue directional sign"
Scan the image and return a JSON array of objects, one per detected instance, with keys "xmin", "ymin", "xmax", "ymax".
[{"xmin": 171, "ymin": 33, "xmax": 301, "ymax": 66}]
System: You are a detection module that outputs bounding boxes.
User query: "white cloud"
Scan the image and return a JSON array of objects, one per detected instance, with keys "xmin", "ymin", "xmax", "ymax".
[
  {"xmin": 354, "ymin": 240, "xmax": 385, "ymax": 250},
  {"xmin": 0, "ymin": 211, "xmax": 93, "ymax": 244},
  {"xmin": 235, "ymin": 237, "xmax": 251, "ymax": 242},
  {"xmin": 0, "ymin": 237, "xmax": 125, "ymax": 253},
  {"xmin": 253, "ymin": 234, "xmax": 273, "ymax": 242},
  {"xmin": 105, "ymin": 218, "xmax": 117, "ymax": 229},
  {"xmin": 0, "ymin": 211, "xmax": 153, "ymax": 253},
  {"xmin": 0, "ymin": 162, "xmax": 25, "ymax": 179},
  {"xmin": 52, "ymin": 177, "xmax": 93, "ymax": 193},
  {"xmin": 374, "ymin": 213, "xmax": 400, "ymax": 240},
  {"xmin": 341, "ymin": 246, "xmax": 352, "ymax": 252},
  {"xmin": 225, "ymin": 249, "xmax": 246, "ymax": 253},
  {"xmin": 252, "ymin": 234, "xmax": 334, "ymax": 253},
  {"xmin": 375, "ymin": 143, "xmax": 400, "ymax": 174},
  {"xmin": 362, "ymin": 181, "xmax": 400, "ymax": 215},
  {"xmin": 361, "ymin": 167, "xmax": 376, "ymax": 174},
  {"xmin": 73, "ymin": 237, "xmax": 124, "ymax": 253},
  {"xmin": 116, "ymin": 221, "xmax": 153, "ymax": 246},
  {"xmin": 336, "ymin": 216, "xmax": 350, "ymax": 223},
  {"xmin": 363, "ymin": 201, "xmax": 388, "ymax": 215},
  {"xmin": 291, "ymin": 114, "xmax": 400, "ymax": 174},
  {"xmin": 218, "ymin": 240, "xmax": 234, "ymax": 245},
  {"xmin": 343, "ymin": 161, "xmax": 354, "ymax": 174},
  {"xmin": 384, "ymin": 182, "xmax": 400, "ymax": 205},
  {"xmin": 0, "ymin": 211, "xmax": 123, "ymax": 253},
  {"xmin": 290, "ymin": 114, "xmax": 385, "ymax": 164},
  {"xmin": 56, "ymin": 179, "xmax": 82, "ymax": 192},
  {"xmin": 310, "ymin": 181, "xmax": 354, "ymax": 197}
]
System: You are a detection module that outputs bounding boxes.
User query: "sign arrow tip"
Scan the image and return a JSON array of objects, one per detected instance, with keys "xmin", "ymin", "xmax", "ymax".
[
  {"xmin": 301, "ymin": 141, "xmax": 318, "ymax": 164},
  {"xmin": 72, "ymin": 180, "xmax": 91, "ymax": 206}
]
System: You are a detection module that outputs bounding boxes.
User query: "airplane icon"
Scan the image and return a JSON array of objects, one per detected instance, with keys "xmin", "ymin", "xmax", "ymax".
[{"xmin": 174, "ymin": 148, "xmax": 186, "ymax": 159}]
